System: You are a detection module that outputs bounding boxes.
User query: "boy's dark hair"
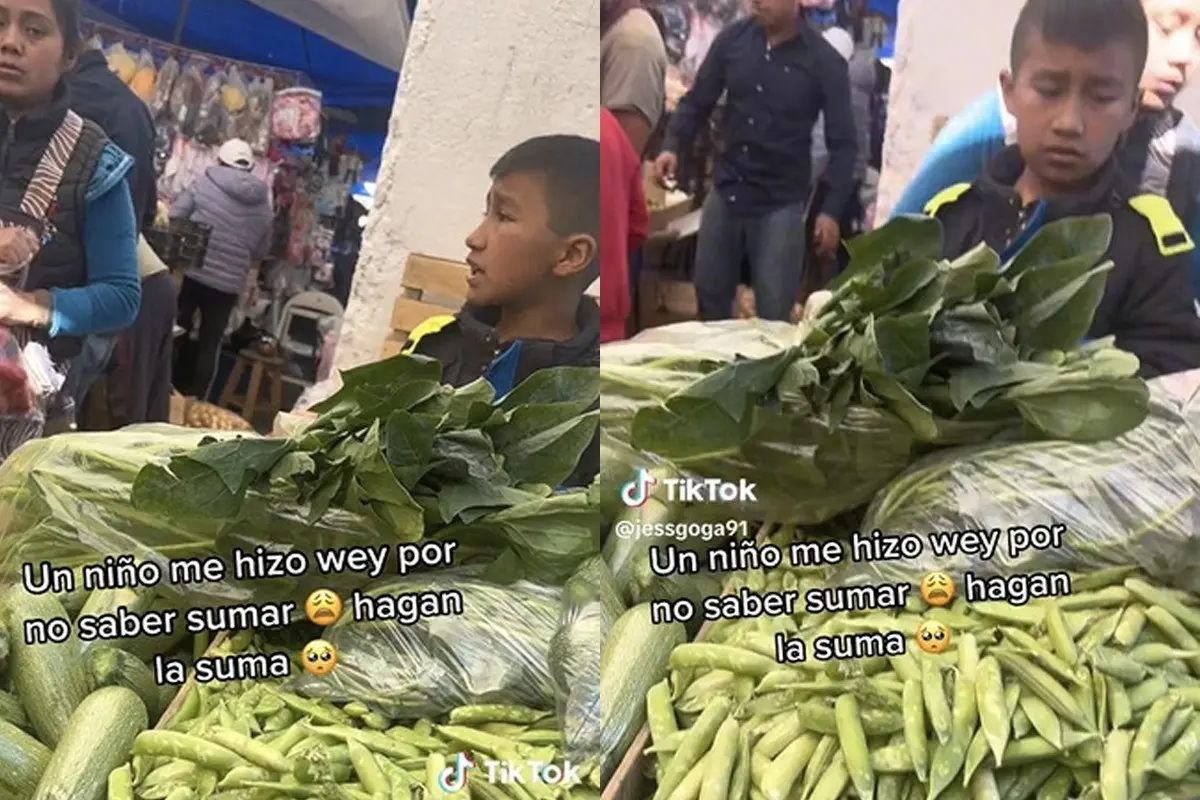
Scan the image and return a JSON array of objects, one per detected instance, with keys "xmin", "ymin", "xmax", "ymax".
[
  {"xmin": 491, "ymin": 134, "xmax": 601, "ymax": 283},
  {"xmin": 50, "ymin": 0, "xmax": 83, "ymax": 57},
  {"xmin": 1010, "ymin": 0, "xmax": 1148, "ymax": 78}
]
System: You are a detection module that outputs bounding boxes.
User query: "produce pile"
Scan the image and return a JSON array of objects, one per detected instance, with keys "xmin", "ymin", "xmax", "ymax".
[
  {"xmin": 0, "ymin": 353, "xmax": 607, "ymax": 799},
  {"xmin": 0, "ymin": 356, "xmax": 600, "ymax": 605},
  {"xmin": 638, "ymin": 532, "xmax": 1200, "ymax": 800},
  {"xmin": 116, "ymin": 634, "xmax": 603, "ymax": 800},
  {"xmin": 600, "ymin": 215, "xmax": 1151, "ymax": 527}
]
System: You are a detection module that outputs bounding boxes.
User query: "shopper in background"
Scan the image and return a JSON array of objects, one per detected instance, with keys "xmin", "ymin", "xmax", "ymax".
[
  {"xmin": 66, "ymin": 35, "xmax": 176, "ymax": 425},
  {"xmin": 0, "ymin": 0, "xmax": 140, "ymax": 451},
  {"xmin": 891, "ymin": 0, "xmax": 1200, "ymax": 301},
  {"xmin": 602, "ymin": 0, "xmax": 668, "ymax": 156},
  {"xmin": 600, "ymin": 108, "xmax": 649, "ymax": 342},
  {"xmin": 653, "ymin": 0, "xmax": 857, "ymax": 321},
  {"xmin": 170, "ymin": 138, "xmax": 272, "ymax": 400},
  {"xmin": 808, "ymin": 26, "xmax": 875, "ymax": 277}
]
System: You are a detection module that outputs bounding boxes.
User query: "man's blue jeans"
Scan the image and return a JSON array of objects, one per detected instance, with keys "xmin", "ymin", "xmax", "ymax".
[{"xmin": 692, "ymin": 193, "xmax": 808, "ymax": 321}]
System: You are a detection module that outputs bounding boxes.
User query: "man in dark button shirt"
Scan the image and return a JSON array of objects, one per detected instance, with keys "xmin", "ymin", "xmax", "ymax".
[{"xmin": 652, "ymin": 0, "xmax": 857, "ymax": 321}]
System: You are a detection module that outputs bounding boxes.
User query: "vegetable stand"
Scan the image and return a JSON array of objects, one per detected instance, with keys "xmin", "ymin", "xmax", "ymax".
[{"xmin": 0, "ymin": 351, "xmax": 603, "ymax": 799}]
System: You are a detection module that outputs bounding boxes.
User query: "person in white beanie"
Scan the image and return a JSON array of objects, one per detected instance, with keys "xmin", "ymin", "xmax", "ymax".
[{"xmin": 169, "ymin": 139, "xmax": 273, "ymax": 400}]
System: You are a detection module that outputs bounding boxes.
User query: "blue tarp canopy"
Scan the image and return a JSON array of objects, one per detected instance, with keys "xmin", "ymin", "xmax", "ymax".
[{"xmin": 83, "ymin": 0, "xmax": 408, "ymax": 126}]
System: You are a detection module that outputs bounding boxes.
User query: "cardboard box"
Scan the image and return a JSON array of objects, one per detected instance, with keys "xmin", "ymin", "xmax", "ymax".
[{"xmin": 169, "ymin": 392, "xmax": 187, "ymax": 426}]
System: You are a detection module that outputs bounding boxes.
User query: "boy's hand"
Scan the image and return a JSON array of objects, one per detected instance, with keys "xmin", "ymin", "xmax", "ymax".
[
  {"xmin": 813, "ymin": 214, "xmax": 841, "ymax": 260},
  {"xmin": 653, "ymin": 152, "xmax": 678, "ymax": 188}
]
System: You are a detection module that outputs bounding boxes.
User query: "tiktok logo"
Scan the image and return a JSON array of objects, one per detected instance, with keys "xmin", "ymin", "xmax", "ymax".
[
  {"xmin": 620, "ymin": 468, "xmax": 656, "ymax": 508},
  {"xmin": 438, "ymin": 753, "xmax": 474, "ymax": 792}
]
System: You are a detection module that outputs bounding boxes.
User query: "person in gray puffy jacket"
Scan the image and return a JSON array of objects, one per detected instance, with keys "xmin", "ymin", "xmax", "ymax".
[{"xmin": 170, "ymin": 139, "xmax": 272, "ymax": 400}]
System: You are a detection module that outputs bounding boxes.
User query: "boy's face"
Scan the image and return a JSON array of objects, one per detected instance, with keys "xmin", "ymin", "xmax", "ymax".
[
  {"xmin": 464, "ymin": 172, "xmax": 594, "ymax": 309},
  {"xmin": 1001, "ymin": 31, "xmax": 1139, "ymax": 193},
  {"xmin": 1141, "ymin": 0, "xmax": 1200, "ymax": 110}
]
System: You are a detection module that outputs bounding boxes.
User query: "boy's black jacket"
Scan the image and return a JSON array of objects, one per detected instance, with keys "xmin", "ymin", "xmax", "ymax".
[
  {"xmin": 408, "ymin": 296, "xmax": 600, "ymax": 487},
  {"xmin": 929, "ymin": 146, "xmax": 1200, "ymax": 379}
]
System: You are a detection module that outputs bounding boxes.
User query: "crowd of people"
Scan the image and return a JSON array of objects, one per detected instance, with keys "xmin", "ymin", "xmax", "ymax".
[{"xmin": 600, "ymin": 0, "xmax": 1200, "ymax": 381}]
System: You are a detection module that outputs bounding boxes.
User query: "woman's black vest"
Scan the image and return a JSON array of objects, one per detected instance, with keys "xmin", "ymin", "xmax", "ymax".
[{"xmin": 0, "ymin": 85, "xmax": 108, "ymax": 361}]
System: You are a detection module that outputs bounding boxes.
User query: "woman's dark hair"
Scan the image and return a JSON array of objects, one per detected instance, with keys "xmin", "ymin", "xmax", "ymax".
[{"xmin": 49, "ymin": 0, "xmax": 83, "ymax": 56}]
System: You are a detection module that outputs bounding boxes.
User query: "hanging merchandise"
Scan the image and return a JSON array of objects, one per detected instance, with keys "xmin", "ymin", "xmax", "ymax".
[
  {"xmin": 194, "ymin": 68, "xmax": 229, "ymax": 146},
  {"xmin": 241, "ymin": 76, "xmax": 276, "ymax": 154},
  {"xmin": 170, "ymin": 59, "xmax": 205, "ymax": 139},
  {"xmin": 151, "ymin": 54, "xmax": 180, "ymax": 117},
  {"xmin": 271, "ymin": 88, "xmax": 324, "ymax": 144},
  {"xmin": 105, "ymin": 41, "xmax": 136, "ymax": 84}
]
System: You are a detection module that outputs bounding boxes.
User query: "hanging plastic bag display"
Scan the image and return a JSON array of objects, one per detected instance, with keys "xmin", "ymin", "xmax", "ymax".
[
  {"xmin": 271, "ymin": 87, "xmax": 323, "ymax": 144},
  {"xmin": 130, "ymin": 50, "xmax": 156, "ymax": 105},
  {"xmin": 193, "ymin": 69, "xmax": 228, "ymax": 145},
  {"xmin": 151, "ymin": 55, "xmax": 180, "ymax": 117}
]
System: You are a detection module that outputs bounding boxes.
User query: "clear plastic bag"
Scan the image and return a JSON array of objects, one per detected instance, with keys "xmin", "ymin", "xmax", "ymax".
[
  {"xmin": 834, "ymin": 370, "xmax": 1200, "ymax": 591},
  {"xmin": 289, "ymin": 572, "xmax": 562, "ymax": 719},
  {"xmin": 130, "ymin": 49, "xmax": 156, "ymax": 105},
  {"xmin": 0, "ymin": 425, "xmax": 386, "ymax": 605},
  {"xmin": 151, "ymin": 55, "xmax": 180, "ymax": 116},
  {"xmin": 193, "ymin": 69, "xmax": 228, "ymax": 145},
  {"xmin": 549, "ymin": 557, "xmax": 624, "ymax": 766},
  {"xmin": 600, "ymin": 319, "xmax": 915, "ymax": 524},
  {"xmin": 170, "ymin": 60, "xmax": 206, "ymax": 137}
]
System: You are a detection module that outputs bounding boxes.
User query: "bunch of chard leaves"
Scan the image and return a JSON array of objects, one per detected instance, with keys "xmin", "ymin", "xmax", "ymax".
[
  {"xmin": 131, "ymin": 355, "xmax": 601, "ymax": 584},
  {"xmin": 606, "ymin": 214, "xmax": 1150, "ymax": 525}
]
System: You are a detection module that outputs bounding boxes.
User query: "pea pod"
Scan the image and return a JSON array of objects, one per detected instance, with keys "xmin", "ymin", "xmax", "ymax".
[
  {"xmin": 1112, "ymin": 605, "xmax": 1147, "ymax": 649},
  {"xmin": 1000, "ymin": 761, "xmax": 1057, "ymax": 800},
  {"xmin": 1107, "ymin": 678, "xmax": 1132, "ymax": 730},
  {"xmin": 835, "ymin": 695, "xmax": 874, "ymax": 800},
  {"xmin": 975, "ymin": 657, "xmax": 1008, "ymax": 766},
  {"xmin": 800, "ymin": 735, "xmax": 838, "ymax": 800},
  {"xmin": 1089, "ymin": 647, "xmax": 1148, "ymax": 685},
  {"xmin": 903, "ymin": 680, "xmax": 929, "ymax": 782},
  {"xmin": 992, "ymin": 651, "xmax": 1091, "ymax": 731},
  {"xmin": 648, "ymin": 679, "xmax": 680, "ymax": 775},
  {"xmin": 761, "ymin": 732, "xmax": 818, "ymax": 800},
  {"xmin": 701, "ymin": 717, "xmax": 739, "ymax": 800},
  {"xmin": 669, "ymin": 644, "xmax": 781, "ymax": 678},
  {"xmin": 1143, "ymin": 606, "xmax": 1200, "ymax": 676},
  {"xmin": 924, "ymin": 657, "xmax": 953, "ymax": 745},
  {"xmin": 1100, "ymin": 728, "xmax": 1132, "ymax": 800},
  {"xmin": 791, "ymin": 702, "xmax": 903, "ymax": 736},
  {"xmin": 807, "ymin": 751, "xmax": 848, "ymax": 800},
  {"xmin": 654, "ymin": 697, "xmax": 732, "ymax": 800},
  {"xmin": 1034, "ymin": 766, "xmax": 1072, "ymax": 800},
  {"xmin": 967, "ymin": 768, "xmax": 1000, "ymax": 800},
  {"xmin": 1128, "ymin": 676, "xmax": 1170, "ymax": 711},
  {"xmin": 1042, "ymin": 603, "xmax": 1077, "ymax": 666},
  {"xmin": 1017, "ymin": 693, "xmax": 1062, "ymax": 750},
  {"xmin": 753, "ymin": 711, "xmax": 800, "ymax": 759},
  {"xmin": 107, "ymin": 764, "xmax": 134, "ymax": 800},
  {"xmin": 1149, "ymin": 713, "xmax": 1200, "ymax": 781},
  {"xmin": 1126, "ymin": 579, "xmax": 1200, "ymax": 634},
  {"xmin": 728, "ymin": 728, "xmax": 751, "ymax": 800}
]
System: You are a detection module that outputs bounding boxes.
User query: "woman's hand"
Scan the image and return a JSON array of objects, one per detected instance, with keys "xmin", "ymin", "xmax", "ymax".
[
  {"xmin": 0, "ymin": 227, "xmax": 39, "ymax": 272},
  {"xmin": 0, "ymin": 284, "xmax": 50, "ymax": 328}
]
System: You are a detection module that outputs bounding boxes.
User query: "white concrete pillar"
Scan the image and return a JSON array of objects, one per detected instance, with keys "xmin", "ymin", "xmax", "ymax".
[
  {"xmin": 335, "ymin": 0, "xmax": 600, "ymax": 369},
  {"xmin": 877, "ymin": 0, "xmax": 1200, "ymax": 221}
]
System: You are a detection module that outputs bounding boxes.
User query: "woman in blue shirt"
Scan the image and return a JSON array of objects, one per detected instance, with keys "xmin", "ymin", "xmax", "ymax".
[
  {"xmin": 0, "ymin": 0, "xmax": 139, "ymax": 451},
  {"xmin": 891, "ymin": 0, "xmax": 1200, "ymax": 299}
]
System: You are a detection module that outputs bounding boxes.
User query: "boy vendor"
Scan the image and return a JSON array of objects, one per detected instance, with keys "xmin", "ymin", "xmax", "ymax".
[
  {"xmin": 924, "ymin": 0, "xmax": 1200, "ymax": 378},
  {"xmin": 403, "ymin": 134, "xmax": 600, "ymax": 485}
]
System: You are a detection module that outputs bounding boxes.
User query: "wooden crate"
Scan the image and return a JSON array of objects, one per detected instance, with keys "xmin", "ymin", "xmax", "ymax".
[
  {"xmin": 382, "ymin": 253, "xmax": 469, "ymax": 358},
  {"xmin": 603, "ymin": 522, "xmax": 777, "ymax": 799}
]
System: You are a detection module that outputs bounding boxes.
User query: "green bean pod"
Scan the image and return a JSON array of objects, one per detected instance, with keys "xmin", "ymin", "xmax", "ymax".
[
  {"xmin": 923, "ymin": 657, "xmax": 953, "ymax": 745},
  {"xmin": 903, "ymin": 680, "xmax": 929, "ymax": 782},
  {"xmin": 1100, "ymin": 728, "xmax": 1132, "ymax": 800},
  {"xmin": 975, "ymin": 658, "xmax": 1008, "ymax": 766},
  {"xmin": 654, "ymin": 697, "xmax": 732, "ymax": 800},
  {"xmin": 835, "ymin": 695, "xmax": 874, "ymax": 800},
  {"xmin": 760, "ymin": 732, "xmax": 818, "ymax": 800}
]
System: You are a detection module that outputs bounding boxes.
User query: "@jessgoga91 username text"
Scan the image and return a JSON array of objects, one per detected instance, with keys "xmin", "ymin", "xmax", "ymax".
[{"xmin": 613, "ymin": 518, "xmax": 750, "ymax": 541}]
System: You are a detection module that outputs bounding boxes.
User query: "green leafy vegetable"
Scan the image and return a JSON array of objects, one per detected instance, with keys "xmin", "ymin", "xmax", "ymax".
[{"xmin": 601, "ymin": 214, "xmax": 1150, "ymax": 525}]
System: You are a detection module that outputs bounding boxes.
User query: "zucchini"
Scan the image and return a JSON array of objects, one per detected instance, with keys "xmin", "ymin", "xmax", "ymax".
[
  {"xmin": 30, "ymin": 686, "xmax": 148, "ymax": 800},
  {"xmin": 598, "ymin": 603, "xmax": 685, "ymax": 781},
  {"xmin": 0, "ymin": 689, "xmax": 27, "ymax": 729},
  {"xmin": 1, "ymin": 588, "xmax": 88, "ymax": 747},
  {"xmin": 86, "ymin": 645, "xmax": 162, "ymax": 721},
  {"xmin": 0, "ymin": 716, "xmax": 50, "ymax": 797}
]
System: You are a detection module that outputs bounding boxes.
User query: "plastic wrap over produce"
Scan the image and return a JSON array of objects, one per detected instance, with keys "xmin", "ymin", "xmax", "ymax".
[
  {"xmin": 549, "ymin": 556, "xmax": 624, "ymax": 767},
  {"xmin": 0, "ymin": 425, "xmax": 385, "ymax": 605},
  {"xmin": 834, "ymin": 370, "xmax": 1200, "ymax": 591},
  {"xmin": 290, "ymin": 573, "xmax": 561, "ymax": 719},
  {"xmin": 600, "ymin": 318, "xmax": 914, "ymax": 524}
]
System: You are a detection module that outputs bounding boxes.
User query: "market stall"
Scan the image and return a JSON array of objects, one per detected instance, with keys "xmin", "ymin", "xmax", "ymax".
[
  {"xmin": 599, "ymin": 214, "xmax": 1200, "ymax": 799},
  {"xmin": 83, "ymin": 21, "xmax": 371, "ymax": 411}
]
